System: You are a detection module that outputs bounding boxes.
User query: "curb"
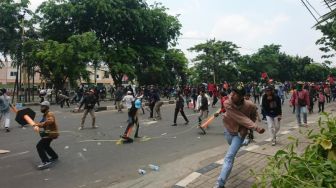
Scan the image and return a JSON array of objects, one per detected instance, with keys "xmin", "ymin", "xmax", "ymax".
[{"xmin": 172, "ymin": 125, "xmax": 303, "ymax": 188}]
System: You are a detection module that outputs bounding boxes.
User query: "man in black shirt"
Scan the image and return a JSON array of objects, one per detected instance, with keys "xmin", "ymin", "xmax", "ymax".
[
  {"xmin": 77, "ymin": 89, "xmax": 98, "ymax": 130},
  {"xmin": 172, "ymin": 91, "xmax": 189, "ymax": 126}
]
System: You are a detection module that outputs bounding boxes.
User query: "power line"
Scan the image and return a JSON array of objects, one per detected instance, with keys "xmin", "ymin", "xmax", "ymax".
[
  {"xmin": 300, "ymin": 0, "xmax": 319, "ymax": 22},
  {"xmin": 324, "ymin": 0, "xmax": 333, "ymax": 11},
  {"xmin": 305, "ymin": 0, "xmax": 321, "ymax": 17}
]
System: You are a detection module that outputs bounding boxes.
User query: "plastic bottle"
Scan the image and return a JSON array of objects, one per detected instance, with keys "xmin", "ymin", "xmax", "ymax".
[
  {"xmin": 138, "ymin": 169, "xmax": 146, "ymax": 175},
  {"xmin": 149, "ymin": 164, "xmax": 159, "ymax": 171}
]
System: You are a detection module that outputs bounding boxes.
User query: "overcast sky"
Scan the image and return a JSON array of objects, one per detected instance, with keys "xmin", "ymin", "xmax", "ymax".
[{"xmin": 28, "ymin": 0, "xmax": 329, "ymax": 63}]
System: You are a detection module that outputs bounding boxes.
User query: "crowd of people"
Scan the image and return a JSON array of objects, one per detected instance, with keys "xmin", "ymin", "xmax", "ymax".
[{"xmin": 0, "ymin": 80, "xmax": 335, "ymax": 182}]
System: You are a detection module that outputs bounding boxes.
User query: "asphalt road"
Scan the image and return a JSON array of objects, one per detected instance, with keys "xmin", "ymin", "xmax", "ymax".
[{"xmin": 0, "ymin": 98, "xmax": 314, "ymax": 188}]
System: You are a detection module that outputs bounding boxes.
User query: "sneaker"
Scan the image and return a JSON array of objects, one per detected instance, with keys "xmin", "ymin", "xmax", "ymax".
[
  {"xmin": 37, "ymin": 162, "xmax": 51, "ymax": 169},
  {"xmin": 92, "ymin": 126, "xmax": 99, "ymax": 129},
  {"xmin": 185, "ymin": 121, "xmax": 189, "ymax": 125},
  {"xmin": 5, "ymin": 128, "xmax": 10, "ymax": 132},
  {"xmin": 78, "ymin": 126, "xmax": 84, "ymax": 130},
  {"xmin": 213, "ymin": 185, "xmax": 225, "ymax": 188},
  {"xmin": 272, "ymin": 139, "xmax": 276, "ymax": 146},
  {"xmin": 171, "ymin": 123, "xmax": 177, "ymax": 126}
]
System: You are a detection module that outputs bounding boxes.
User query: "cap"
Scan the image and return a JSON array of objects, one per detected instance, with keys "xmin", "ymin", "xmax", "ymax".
[
  {"xmin": 232, "ymin": 82, "xmax": 246, "ymax": 96},
  {"xmin": 127, "ymin": 91, "xmax": 132, "ymax": 94},
  {"xmin": 41, "ymin": 101, "xmax": 50, "ymax": 107}
]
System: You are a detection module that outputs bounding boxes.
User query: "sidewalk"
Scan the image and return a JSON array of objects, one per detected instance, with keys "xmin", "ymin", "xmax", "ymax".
[{"xmin": 173, "ymin": 109, "xmax": 333, "ymax": 188}]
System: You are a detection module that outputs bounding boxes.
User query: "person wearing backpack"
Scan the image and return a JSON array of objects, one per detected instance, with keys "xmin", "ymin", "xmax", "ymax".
[
  {"xmin": 77, "ymin": 89, "xmax": 98, "ymax": 130},
  {"xmin": 290, "ymin": 82, "xmax": 310, "ymax": 127},
  {"xmin": 318, "ymin": 89, "xmax": 326, "ymax": 113}
]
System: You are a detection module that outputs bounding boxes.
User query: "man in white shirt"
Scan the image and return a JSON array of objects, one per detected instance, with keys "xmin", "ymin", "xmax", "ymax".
[{"xmin": 122, "ymin": 91, "xmax": 135, "ymax": 110}]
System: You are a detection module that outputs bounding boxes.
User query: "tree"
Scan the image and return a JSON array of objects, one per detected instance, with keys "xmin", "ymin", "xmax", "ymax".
[
  {"xmin": 188, "ymin": 39, "xmax": 240, "ymax": 83},
  {"xmin": 36, "ymin": 0, "xmax": 183, "ymax": 86},
  {"xmin": 30, "ymin": 32, "xmax": 101, "ymax": 90}
]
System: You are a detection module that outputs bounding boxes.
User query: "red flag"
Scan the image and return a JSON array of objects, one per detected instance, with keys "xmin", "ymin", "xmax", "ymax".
[
  {"xmin": 328, "ymin": 75, "xmax": 334, "ymax": 85},
  {"xmin": 261, "ymin": 72, "xmax": 268, "ymax": 79}
]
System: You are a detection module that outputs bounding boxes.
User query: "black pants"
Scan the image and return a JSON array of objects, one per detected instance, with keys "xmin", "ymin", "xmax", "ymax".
[
  {"xmin": 36, "ymin": 138, "xmax": 58, "ymax": 163},
  {"xmin": 174, "ymin": 108, "xmax": 188, "ymax": 124},
  {"xmin": 149, "ymin": 103, "xmax": 155, "ymax": 118},
  {"xmin": 254, "ymin": 95, "xmax": 260, "ymax": 104},
  {"xmin": 60, "ymin": 99, "xmax": 70, "ymax": 108},
  {"xmin": 318, "ymin": 102, "xmax": 325, "ymax": 112}
]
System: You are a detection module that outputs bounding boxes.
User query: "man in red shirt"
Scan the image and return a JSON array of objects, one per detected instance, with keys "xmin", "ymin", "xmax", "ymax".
[{"xmin": 290, "ymin": 81, "xmax": 310, "ymax": 127}]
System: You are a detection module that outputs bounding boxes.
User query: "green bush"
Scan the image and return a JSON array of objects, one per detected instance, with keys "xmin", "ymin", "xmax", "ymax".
[{"xmin": 252, "ymin": 113, "xmax": 336, "ymax": 188}]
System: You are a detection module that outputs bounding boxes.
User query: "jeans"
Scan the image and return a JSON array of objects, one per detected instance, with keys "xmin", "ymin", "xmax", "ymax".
[
  {"xmin": 198, "ymin": 109, "xmax": 209, "ymax": 125},
  {"xmin": 295, "ymin": 106, "xmax": 307, "ymax": 125},
  {"xmin": 217, "ymin": 129, "xmax": 244, "ymax": 187}
]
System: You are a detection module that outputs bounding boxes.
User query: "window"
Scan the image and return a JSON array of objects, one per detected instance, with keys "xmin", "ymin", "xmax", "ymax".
[
  {"xmin": 104, "ymin": 71, "xmax": 109, "ymax": 79},
  {"xmin": 96, "ymin": 74, "xmax": 99, "ymax": 79},
  {"xmin": 10, "ymin": 72, "xmax": 17, "ymax": 77}
]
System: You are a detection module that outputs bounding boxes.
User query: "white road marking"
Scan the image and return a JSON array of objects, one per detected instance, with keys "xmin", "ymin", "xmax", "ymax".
[
  {"xmin": 0, "ymin": 151, "xmax": 29, "ymax": 160},
  {"xmin": 175, "ymin": 172, "xmax": 201, "ymax": 187}
]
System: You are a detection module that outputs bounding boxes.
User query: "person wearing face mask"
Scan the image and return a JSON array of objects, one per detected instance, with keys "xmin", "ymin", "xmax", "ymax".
[
  {"xmin": 262, "ymin": 85, "xmax": 282, "ymax": 146},
  {"xmin": 33, "ymin": 101, "xmax": 59, "ymax": 169}
]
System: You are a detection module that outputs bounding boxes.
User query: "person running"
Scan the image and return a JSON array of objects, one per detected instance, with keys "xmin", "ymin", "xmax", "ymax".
[
  {"xmin": 33, "ymin": 101, "xmax": 59, "ymax": 169},
  {"xmin": 0, "ymin": 88, "xmax": 11, "ymax": 132},
  {"xmin": 172, "ymin": 91, "xmax": 189, "ymax": 126},
  {"xmin": 77, "ymin": 89, "xmax": 98, "ymax": 130},
  {"xmin": 196, "ymin": 90, "xmax": 210, "ymax": 133},
  {"xmin": 262, "ymin": 85, "xmax": 282, "ymax": 146},
  {"xmin": 290, "ymin": 82, "xmax": 310, "ymax": 127},
  {"xmin": 215, "ymin": 83, "xmax": 265, "ymax": 188}
]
